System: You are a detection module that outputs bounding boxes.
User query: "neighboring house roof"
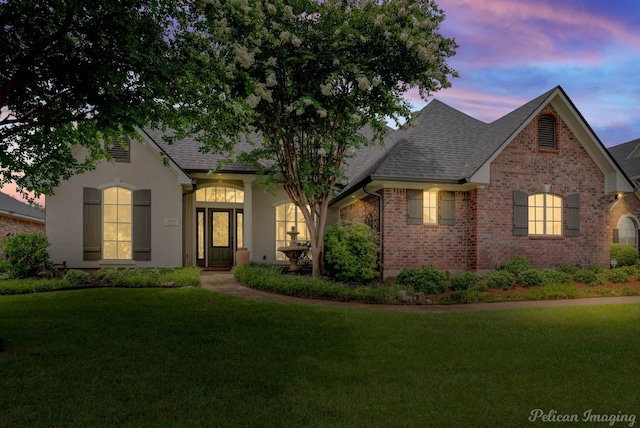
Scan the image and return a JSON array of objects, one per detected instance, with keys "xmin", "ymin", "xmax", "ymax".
[
  {"xmin": 0, "ymin": 192, "xmax": 45, "ymax": 223},
  {"xmin": 608, "ymin": 138, "xmax": 640, "ymax": 180},
  {"xmin": 332, "ymin": 86, "xmax": 635, "ymax": 205}
]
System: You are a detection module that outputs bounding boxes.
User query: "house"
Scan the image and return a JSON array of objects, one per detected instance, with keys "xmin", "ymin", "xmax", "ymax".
[
  {"xmin": 0, "ymin": 191, "xmax": 46, "ymax": 253},
  {"xmin": 333, "ymin": 86, "xmax": 635, "ymax": 277},
  {"xmin": 46, "ymin": 86, "xmax": 635, "ymax": 277},
  {"xmin": 606, "ymin": 138, "xmax": 640, "ymax": 249}
]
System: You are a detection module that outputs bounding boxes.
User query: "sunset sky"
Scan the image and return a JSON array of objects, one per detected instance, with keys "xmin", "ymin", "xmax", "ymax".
[
  {"xmin": 5, "ymin": 0, "xmax": 640, "ymax": 204},
  {"xmin": 408, "ymin": 0, "xmax": 640, "ymax": 147}
]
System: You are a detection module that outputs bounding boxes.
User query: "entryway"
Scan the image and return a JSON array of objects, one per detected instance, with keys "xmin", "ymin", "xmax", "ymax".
[{"xmin": 196, "ymin": 208, "xmax": 243, "ymax": 269}]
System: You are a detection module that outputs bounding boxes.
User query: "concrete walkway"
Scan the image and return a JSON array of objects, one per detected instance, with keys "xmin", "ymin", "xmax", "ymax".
[{"xmin": 200, "ymin": 271, "xmax": 640, "ymax": 313}]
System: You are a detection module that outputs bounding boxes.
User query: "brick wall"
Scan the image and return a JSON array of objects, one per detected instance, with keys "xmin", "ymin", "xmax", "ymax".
[
  {"xmin": 480, "ymin": 105, "xmax": 609, "ymax": 270},
  {"xmin": 339, "ymin": 104, "xmax": 613, "ymax": 277},
  {"xmin": 339, "ymin": 195, "xmax": 380, "ymax": 232},
  {"xmin": 608, "ymin": 192, "xmax": 640, "ymax": 243}
]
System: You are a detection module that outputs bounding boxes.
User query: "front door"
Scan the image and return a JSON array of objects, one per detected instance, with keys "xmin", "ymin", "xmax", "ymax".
[{"xmin": 208, "ymin": 209, "xmax": 234, "ymax": 267}]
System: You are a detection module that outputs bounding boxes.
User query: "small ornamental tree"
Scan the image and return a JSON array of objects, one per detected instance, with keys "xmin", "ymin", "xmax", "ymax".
[
  {"xmin": 325, "ymin": 221, "xmax": 379, "ymax": 283},
  {"xmin": 177, "ymin": 0, "xmax": 458, "ymax": 276},
  {"xmin": 2, "ymin": 233, "xmax": 55, "ymax": 278}
]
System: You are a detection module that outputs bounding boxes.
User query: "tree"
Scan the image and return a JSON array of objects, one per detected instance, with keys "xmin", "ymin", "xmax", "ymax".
[
  {"xmin": 176, "ymin": 0, "xmax": 457, "ymax": 276},
  {"xmin": 0, "ymin": 0, "xmax": 189, "ymax": 197}
]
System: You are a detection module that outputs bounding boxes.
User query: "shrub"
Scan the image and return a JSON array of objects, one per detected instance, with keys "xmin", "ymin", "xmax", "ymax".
[
  {"xmin": 603, "ymin": 269, "xmax": 629, "ymax": 284},
  {"xmin": 324, "ymin": 221, "xmax": 379, "ymax": 283},
  {"xmin": 517, "ymin": 269, "xmax": 546, "ymax": 287},
  {"xmin": 64, "ymin": 269, "xmax": 92, "ymax": 286},
  {"xmin": 573, "ymin": 269, "xmax": 605, "ymax": 286},
  {"xmin": 441, "ymin": 289, "xmax": 483, "ymax": 304},
  {"xmin": 584, "ymin": 265, "xmax": 604, "ymax": 274},
  {"xmin": 95, "ymin": 267, "xmax": 120, "ymax": 284},
  {"xmin": 556, "ymin": 263, "xmax": 579, "ymax": 275},
  {"xmin": 484, "ymin": 270, "xmax": 517, "ymax": 290},
  {"xmin": 610, "ymin": 244, "xmax": 639, "ymax": 267},
  {"xmin": 542, "ymin": 269, "xmax": 572, "ymax": 286},
  {"xmin": 449, "ymin": 272, "xmax": 481, "ymax": 291},
  {"xmin": 496, "ymin": 257, "xmax": 532, "ymax": 276},
  {"xmin": 396, "ymin": 265, "xmax": 448, "ymax": 295},
  {"xmin": 115, "ymin": 268, "xmax": 161, "ymax": 287},
  {"xmin": 2, "ymin": 233, "xmax": 55, "ymax": 278},
  {"xmin": 619, "ymin": 265, "xmax": 639, "ymax": 278}
]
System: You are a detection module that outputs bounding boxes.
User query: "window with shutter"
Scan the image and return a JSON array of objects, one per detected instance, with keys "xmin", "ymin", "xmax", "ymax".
[
  {"xmin": 513, "ymin": 190, "xmax": 528, "ymax": 236},
  {"xmin": 132, "ymin": 189, "xmax": 152, "ymax": 261},
  {"xmin": 538, "ymin": 115, "xmax": 556, "ymax": 149},
  {"xmin": 407, "ymin": 190, "xmax": 423, "ymax": 224},
  {"xmin": 83, "ymin": 187, "xmax": 102, "ymax": 261},
  {"xmin": 566, "ymin": 194, "xmax": 580, "ymax": 237},
  {"xmin": 440, "ymin": 191, "xmax": 455, "ymax": 226}
]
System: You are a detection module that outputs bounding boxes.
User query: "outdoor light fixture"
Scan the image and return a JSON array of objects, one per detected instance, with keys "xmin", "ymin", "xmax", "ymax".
[{"xmin": 611, "ymin": 258, "xmax": 618, "ymax": 269}]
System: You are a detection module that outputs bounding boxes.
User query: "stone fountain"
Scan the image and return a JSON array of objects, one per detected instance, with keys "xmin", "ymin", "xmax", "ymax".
[{"xmin": 277, "ymin": 226, "xmax": 308, "ymax": 272}]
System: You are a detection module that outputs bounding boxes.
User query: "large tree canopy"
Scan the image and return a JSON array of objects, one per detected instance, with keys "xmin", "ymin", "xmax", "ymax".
[
  {"xmin": 177, "ymin": 0, "xmax": 458, "ymax": 275},
  {"xmin": 0, "ymin": 0, "xmax": 186, "ymax": 196}
]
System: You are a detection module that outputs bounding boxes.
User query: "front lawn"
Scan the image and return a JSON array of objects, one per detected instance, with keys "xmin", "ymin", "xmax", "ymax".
[{"xmin": 2, "ymin": 288, "xmax": 639, "ymax": 426}]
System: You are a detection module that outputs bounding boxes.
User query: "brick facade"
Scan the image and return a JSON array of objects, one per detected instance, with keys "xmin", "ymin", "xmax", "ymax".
[{"xmin": 340, "ymin": 104, "xmax": 613, "ymax": 278}]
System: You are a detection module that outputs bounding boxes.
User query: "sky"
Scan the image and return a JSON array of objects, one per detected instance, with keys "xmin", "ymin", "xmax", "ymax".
[
  {"xmin": 405, "ymin": 0, "xmax": 640, "ymax": 148},
  {"xmin": 5, "ymin": 0, "xmax": 640, "ymax": 205}
]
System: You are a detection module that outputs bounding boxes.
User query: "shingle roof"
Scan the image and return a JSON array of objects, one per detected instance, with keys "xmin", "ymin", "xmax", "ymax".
[
  {"xmin": 0, "ymin": 192, "xmax": 45, "ymax": 222},
  {"xmin": 331, "ymin": 87, "xmax": 561, "ymax": 203},
  {"xmin": 608, "ymin": 138, "xmax": 640, "ymax": 178}
]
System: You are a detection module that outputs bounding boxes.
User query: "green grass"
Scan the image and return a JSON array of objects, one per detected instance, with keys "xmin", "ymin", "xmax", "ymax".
[{"xmin": 2, "ymin": 288, "xmax": 640, "ymax": 427}]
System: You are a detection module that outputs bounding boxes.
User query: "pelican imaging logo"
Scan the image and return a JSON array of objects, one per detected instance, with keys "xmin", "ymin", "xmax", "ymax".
[{"xmin": 529, "ymin": 409, "xmax": 636, "ymax": 426}]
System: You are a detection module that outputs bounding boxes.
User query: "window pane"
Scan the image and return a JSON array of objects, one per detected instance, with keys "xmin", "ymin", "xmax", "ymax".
[
  {"xmin": 118, "ymin": 187, "xmax": 131, "ymax": 204},
  {"xmin": 195, "ymin": 189, "xmax": 206, "ymax": 202},
  {"xmin": 212, "ymin": 211, "xmax": 229, "ymax": 247},
  {"xmin": 236, "ymin": 212, "xmax": 243, "ymax": 248},
  {"xmin": 118, "ymin": 242, "xmax": 131, "ymax": 259},
  {"xmin": 104, "ymin": 187, "xmax": 118, "ymax": 204},
  {"xmin": 118, "ymin": 223, "xmax": 131, "ymax": 241},
  {"xmin": 104, "ymin": 242, "xmax": 117, "ymax": 259},
  {"xmin": 197, "ymin": 211, "xmax": 205, "ymax": 259},
  {"xmin": 236, "ymin": 190, "xmax": 244, "ymax": 203},
  {"xmin": 118, "ymin": 205, "xmax": 131, "ymax": 223},
  {"xmin": 206, "ymin": 187, "xmax": 215, "ymax": 202},
  {"xmin": 225, "ymin": 188, "xmax": 236, "ymax": 203},
  {"xmin": 104, "ymin": 223, "xmax": 118, "ymax": 241},
  {"xmin": 104, "ymin": 206, "xmax": 117, "ymax": 223}
]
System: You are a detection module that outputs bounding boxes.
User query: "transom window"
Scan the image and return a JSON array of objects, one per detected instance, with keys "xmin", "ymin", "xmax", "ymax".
[
  {"xmin": 423, "ymin": 191, "xmax": 438, "ymax": 224},
  {"xmin": 103, "ymin": 186, "xmax": 132, "ymax": 259},
  {"xmin": 275, "ymin": 202, "xmax": 310, "ymax": 261},
  {"xmin": 196, "ymin": 186, "xmax": 244, "ymax": 203},
  {"xmin": 528, "ymin": 193, "xmax": 562, "ymax": 236}
]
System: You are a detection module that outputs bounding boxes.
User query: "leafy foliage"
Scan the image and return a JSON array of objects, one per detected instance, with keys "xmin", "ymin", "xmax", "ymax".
[
  {"xmin": 610, "ymin": 244, "xmax": 639, "ymax": 267},
  {"xmin": 496, "ymin": 256, "xmax": 533, "ymax": 276},
  {"xmin": 484, "ymin": 270, "xmax": 517, "ymax": 290},
  {"xmin": 0, "ymin": 1, "xmax": 194, "ymax": 197},
  {"xmin": 233, "ymin": 263, "xmax": 400, "ymax": 304},
  {"xmin": 396, "ymin": 265, "xmax": 448, "ymax": 295},
  {"xmin": 176, "ymin": 0, "xmax": 457, "ymax": 275},
  {"xmin": 572, "ymin": 269, "xmax": 605, "ymax": 286},
  {"xmin": 603, "ymin": 269, "xmax": 630, "ymax": 284},
  {"xmin": 63, "ymin": 269, "xmax": 91, "ymax": 286},
  {"xmin": 324, "ymin": 221, "xmax": 379, "ymax": 283},
  {"xmin": 449, "ymin": 271, "xmax": 482, "ymax": 291},
  {"xmin": 1, "ymin": 233, "xmax": 54, "ymax": 278}
]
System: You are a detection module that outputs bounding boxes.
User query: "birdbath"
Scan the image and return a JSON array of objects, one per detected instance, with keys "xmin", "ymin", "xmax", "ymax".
[{"xmin": 277, "ymin": 226, "xmax": 308, "ymax": 272}]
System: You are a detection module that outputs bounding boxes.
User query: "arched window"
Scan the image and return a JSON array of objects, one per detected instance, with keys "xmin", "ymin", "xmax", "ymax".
[
  {"xmin": 538, "ymin": 115, "xmax": 556, "ymax": 149},
  {"xmin": 196, "ymin": 186, "xmax": 244, "ymax": 203},
  {"xmin": 616, "ymin": 217, "xmax": 638, "ymax": 248},
  {"xmin": 275, "ymin": 202, "xmax": 310, "ymax": 261},
  {"xmin": 528, "ymin": 193, "xmax": 562, "ymax": 236},
  {"xmin": 103, "ymin": 186, "xmax": 132, "ymax": 259}
]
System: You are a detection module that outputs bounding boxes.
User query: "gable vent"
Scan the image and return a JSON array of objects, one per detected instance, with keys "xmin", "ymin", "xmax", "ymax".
[
  {"xmin": 538, "ymin": 115, "xmax": 556, "ymax": 149},
  {"xmin": 105, "ymin": 137, "xmax": 130, "ymax": 162}
]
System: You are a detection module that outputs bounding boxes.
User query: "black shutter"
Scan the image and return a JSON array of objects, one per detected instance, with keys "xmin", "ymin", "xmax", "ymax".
[
  {"xmin": 566, "ymin": 193, "xmax": 580, "ymax": 237},
  {"xmin": 513, "ymin": 190, "xmax": 528, "ymax": 236},
  {"xmin": 407, "ymin": 190, "xmax": 423, "ymax": 224},
  {"xmin": 133, "ymin": 189, "xmax": 151, "ymax": 261},
  {"xmin": 83, "ymin": 187, "xmax": 102, "ymax": 261},
  {"xmin": 441, "ymin": 191, "xmax": 455, "ymax": 226}
]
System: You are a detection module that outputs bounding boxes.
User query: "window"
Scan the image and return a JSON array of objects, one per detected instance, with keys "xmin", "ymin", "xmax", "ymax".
[
  {"xmin": 538, "ymin": 115, "xmax": 556, "ymax": 149},
  {"xmin": 103, "ymin": 187, "xmax": 132, "ymax": 259},
  {"xmin": 407, "ymin": 190, "xmax": 455, "ymax": 225},
  {"xmin": 423, "ymin": 191, "xmax": 438, "ymax": 224},
  {"xmin": 83, "ymin": 186, "xmax": 151, "ymax": 261},
  {"xmin": 528, "ymin": 194, "xmax": 562, "ymax": 236},
  {"xmin": 615, "ymin": 217, "xmax": 638, "ymax": 248},
  {"xmin": 196, "ymin": 186, "xmax": 244, "ymax": 203},
  {"xmin": 275, "ymin": 202, "xmax": 310, "ymax": 261}
]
